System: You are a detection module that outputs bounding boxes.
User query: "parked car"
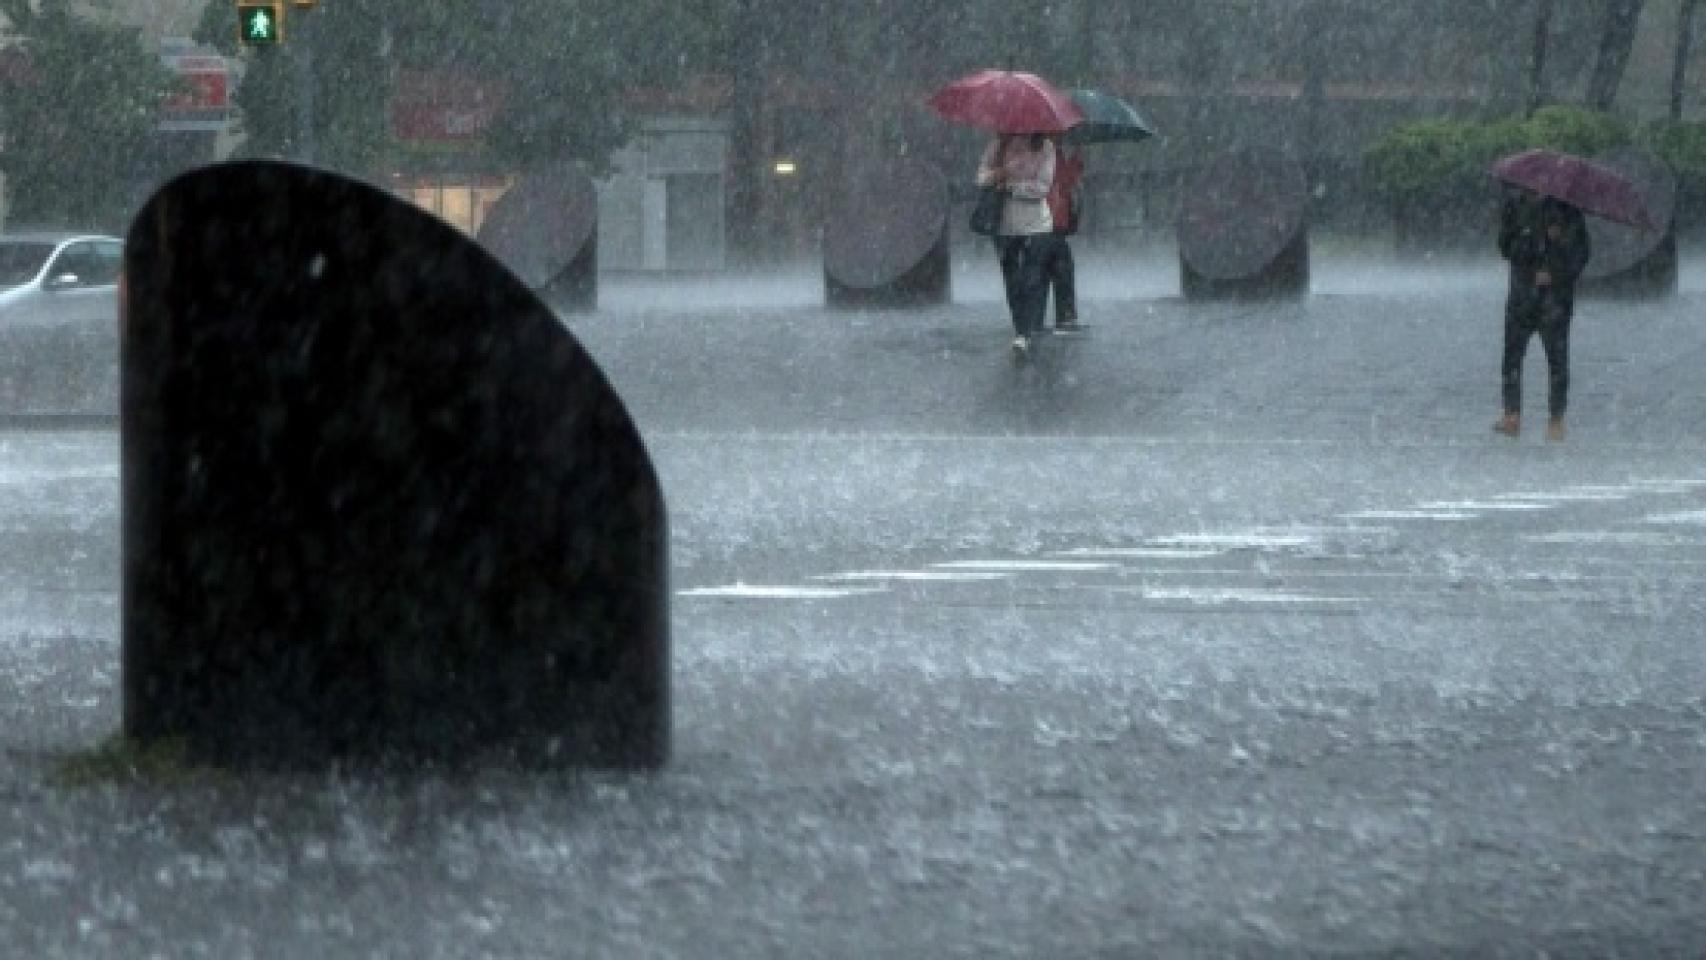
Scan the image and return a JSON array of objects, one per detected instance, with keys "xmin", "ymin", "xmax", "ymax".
[
  {"xmin": 0, "ymin": 232, "xmax": 123, "ymax": 412},
  {"xmin": 0, "ymin": 232, "xmax": 123, "ymax": 325}
]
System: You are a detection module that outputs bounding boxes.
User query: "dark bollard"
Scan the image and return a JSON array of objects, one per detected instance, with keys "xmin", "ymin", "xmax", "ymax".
[
  {"xmin": 1580, "ymin": 148, "xmax": 1678, "ymax": 300},
  {"xmin": 1178, "ymin": 150, "xmax": 1310, "ymax": 300},
  {"xmin": 121, "ymin": 161, "xmax": 668, "ymax": 769},
  {"xmin": 476, "ymin": 162, "xmax": 599, "ymax": 313},
  {"xmin": 824, "ymin": 157, "xmax": 951, "ymax": 309}
]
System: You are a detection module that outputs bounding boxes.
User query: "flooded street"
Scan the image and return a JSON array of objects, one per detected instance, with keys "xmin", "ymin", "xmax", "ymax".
[{"xmin": 2, "ymin": 259, "xmax": 1704, "ymax": 955}]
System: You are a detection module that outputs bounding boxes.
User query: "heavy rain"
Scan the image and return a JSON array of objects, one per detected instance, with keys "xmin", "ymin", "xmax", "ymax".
[{"xmin": 0, "ymin": 0, "xmax": 1704, "ymax": 955}]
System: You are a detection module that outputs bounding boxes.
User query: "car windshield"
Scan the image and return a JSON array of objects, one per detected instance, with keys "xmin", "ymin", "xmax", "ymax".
[{"xmin": 0, "ymin": 242, "xmax": 54, "ymax": 287}]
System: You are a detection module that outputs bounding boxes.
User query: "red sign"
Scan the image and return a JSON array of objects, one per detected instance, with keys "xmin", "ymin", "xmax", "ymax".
[
  {"xmin": 163, "ymin": 55, "xmax": 230, "ymax": 111},
  {"xmin": 391, "ymin": 70, "xmax": 503, "ymax": 144}
]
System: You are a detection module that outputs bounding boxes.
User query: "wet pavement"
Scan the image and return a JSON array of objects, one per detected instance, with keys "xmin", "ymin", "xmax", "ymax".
[{"xmin": 2, "ymin": 251, "xmax": 1705, "ymax": 956}]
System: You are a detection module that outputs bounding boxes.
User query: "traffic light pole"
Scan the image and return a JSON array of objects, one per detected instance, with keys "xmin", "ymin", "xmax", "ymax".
[{"xmin": 294, "ymin": 5, "xmax": 316, "ymax": 164}]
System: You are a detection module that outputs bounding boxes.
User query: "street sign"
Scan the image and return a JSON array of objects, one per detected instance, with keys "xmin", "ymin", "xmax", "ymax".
[{"xmin": 235, "ymin": 2, "xmax": 283, "ymax": 47}]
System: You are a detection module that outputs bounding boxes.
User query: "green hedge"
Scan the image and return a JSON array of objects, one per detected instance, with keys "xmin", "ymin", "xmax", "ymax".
[
  {"xmin": 1367, "ymin": 107, "xmax": 1706, "ymax": 204},
  {"xmin": 1641, "ymin": 121, "xmax": 1706, "ymax": 191},
  {"xmin": 1365, "ymin": 106, "xmax": 1632, "ymax": 203}
]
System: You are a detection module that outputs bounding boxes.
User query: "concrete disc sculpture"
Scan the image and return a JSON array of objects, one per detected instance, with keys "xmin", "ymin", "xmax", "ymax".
[
  {"xmin": 122, "ymin": 161, "xmax": 667, "ymax": 768},
  {"xmin": 1581, "ymin": 147, "xmax": 1678, "ymax": 298},
  {"xmin": 824, "ymin": 156, "xmax": 951, "ymax": 308},
  {"xmin": 475, "ymin": 162, "xmax": 599, "ymax": 312},
  {"xmin": 1178, "ymin": 149, "xmax": 1310, "ymax": 299}
]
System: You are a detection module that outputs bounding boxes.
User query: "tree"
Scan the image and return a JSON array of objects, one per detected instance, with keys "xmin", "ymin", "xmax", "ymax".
[
  {"xmin": 1674, "ymin": 0, "xmax": 1700, "ymax": 120},
  {"xmin": 1585, "ymin": 0, "xmax": 1646, "ymax": 110},
  {"xmin": 0, "ymin": 0, "xmax": 176, "ymax": 229},
  {"xmin": 1529, "ymin": 0, "xmax": 1555, "ymax": 115},
  {"xmin": 194, "ymin": 0, "xmax": 393, "ymax": 174},
  {"xmin": 196, "ymin": 0, "xmax": 699, "ymax": 178}
]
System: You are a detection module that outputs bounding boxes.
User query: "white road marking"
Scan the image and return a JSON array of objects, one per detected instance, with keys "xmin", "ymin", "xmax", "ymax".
[
  {"xmin": 815, "ymin": 570, "xmax": 1010, "ymax": 582},
  {"xmin": 1496, "ymin": 491, "xmax": 1628, "ymax": 502},
  {"xmin": 1145, "ymin": 534, "xmax": 1319, "ymax": 549},
  {"xmin": 1571, "ymin": 482, "xmax": 1697, "ymax": 496},
  {"xmin": 1644, "ymin": 510, "xmax": 1706, "ymax": 526},
  {"xmin": 1342, "ymin": 510, "xmax": 1477, "ymax": 520},
  {"xmin": 1054, "ymin": 547, "xmax": 1225, "ymax": 559},
  {"xmin": 1130, "ymin": 586, "xmax": 1362, "ymax": 605},
  {"xmin": 1522, "ymin": 531, "xmax": 1706, "ymax": 546},
  {"xmin": 1415, "ymin": 500, "xmax": 1554, "ymax": 511},
  {"xmin": 680, "ymin": 583, "xmax": 889, "ymax": 599},
  {"xmin": 0, "ymin": 466, "xmax": 119, "ymax": 483},
  {"xmin": 932, "ymin": 559, "xmax": 1118, "ymax": 572}
]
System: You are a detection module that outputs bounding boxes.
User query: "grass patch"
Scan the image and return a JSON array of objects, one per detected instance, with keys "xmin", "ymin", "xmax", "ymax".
[{"xmin": 53, "ymin": 736, "xmax": 220, "ymax": 788}]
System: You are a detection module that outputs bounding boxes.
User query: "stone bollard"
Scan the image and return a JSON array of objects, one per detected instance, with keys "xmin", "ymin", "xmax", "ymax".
[
  {"xmin": 1178, "ymin": 150, "xmax": 1310, "ymax": 300},
  {"xmin": 121, "ymin": 162, "xmax": 667, "ymax": 769},
  {"xmin": 1580, "ymin": 148, "xmax": 1678, "ymax": 300},
  {"xmin": 824, "ymin": 157, "xmax": 951, "ymax": 309},
  {"xmin": 477, "ymin": 162, "xmax": 599, "ymax": 313}
]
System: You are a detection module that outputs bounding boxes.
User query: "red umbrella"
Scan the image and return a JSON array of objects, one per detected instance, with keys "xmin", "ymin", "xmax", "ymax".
[
  {"xmin": 926, "ymin": 69, "xmax": 1084, "ymax": 135},
  {"xmin": 1491, "ymin": 148, "xmax": 1658, "ymax": 230}
]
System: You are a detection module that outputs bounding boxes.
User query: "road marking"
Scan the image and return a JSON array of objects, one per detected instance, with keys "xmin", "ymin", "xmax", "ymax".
[
  {"xmin": 1054, "ymin": 547, "xmax": 1225, "ymax": 559},
  {"xmin": 815, "ymin": 570, "xmax": 1010, "ymax": 582},
  {"xmin": 0, "ymin": 465, "xmax": 119, "ymax": 483},
  {"xmin": 1342, "ymin": 510, "xmax": 1477, "ymax": 520},
  {"xmin": 932, "ymin": 559, "xmax": 1119, "ymax": 572},
  {"xmin": 1572, "ymin": 482, "xmax": 1697, "ymax": 496},
  {"xmin": 679, "ymin": 583, "xmax": 888, "ymax": 599},
  {"xmin": 1415, "ymin": 500, "xmax": 1554, "ymax": 511},
  {"xmin": 1128, "ymin": 586, "xmax": 1362, "ymax": 606},
  {"xmin": 1145, "ymin": 534, "xmax": 1319, "ymax": 549},
  {"xmin": 1644, "ymin": 510, "xmax": 1706, "ymax": 526},
  {"xmin": 1496, "ymin": 491, "xmax": 1628, "ymax": 502},
  {"xmin": 1522, "ymin": 531, "xmax": 1706, "ymax": 546}
]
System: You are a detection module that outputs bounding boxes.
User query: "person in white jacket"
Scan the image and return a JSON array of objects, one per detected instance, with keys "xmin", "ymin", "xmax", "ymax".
[{"xmin": 977, "ymin": 133, "xmax": 1059, "ymax": 359}]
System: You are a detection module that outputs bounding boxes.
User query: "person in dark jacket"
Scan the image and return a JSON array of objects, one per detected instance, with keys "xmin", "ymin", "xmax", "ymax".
[
  {"xmin": 1495, "ymin": 190, "xmax": 1591, "ymax": 442},
  {"xmin": 1043, "ymin": 140, "xmax": 1085, "ymax": 332}
]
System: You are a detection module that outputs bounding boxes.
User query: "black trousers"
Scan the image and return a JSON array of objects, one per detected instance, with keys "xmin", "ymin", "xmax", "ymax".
[
  {"xmin": 1501, "ymin": 296, "xmax": 1571, "ymax": 417},
  {"xmin": 1046, "ymin": 232, "xmax": 1076, "ymax": 323},
  {"xmin": 996, "ymin": 234, "xmax": 1059, "ymax": 337}
]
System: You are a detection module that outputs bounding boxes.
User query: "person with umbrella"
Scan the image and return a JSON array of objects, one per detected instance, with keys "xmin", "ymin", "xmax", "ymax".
[
  {"xmin": 1043, "ymin": 89, "xmax": 1157, "ymax": 335},
  {"xmin": 1043, "ymin": 137, "xmax": 1085, "ymax": 333},
  {"xmin": 927, "ymin": 70, "xmax": 1083, "ymax": 359},
  {"xmin": 977, "ymin": 132, "xmax": 1059, "ymax": 358},
  {"xmin": 1494, "ymin": 188, "xmax": 1589, "ymax": 442},
  {"xmin": 1490, "ymin": 149, "xmax": 1654, "ymax": 442}
]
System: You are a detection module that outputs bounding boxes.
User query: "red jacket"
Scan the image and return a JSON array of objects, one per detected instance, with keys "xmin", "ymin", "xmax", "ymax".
[{"xmin": 1046, "ymin": 146, "xmax": 1084, "ymax": 233}]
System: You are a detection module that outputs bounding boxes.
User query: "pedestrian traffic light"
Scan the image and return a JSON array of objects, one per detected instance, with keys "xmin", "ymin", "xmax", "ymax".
[{"xmin": 235, "ymin": 2, "xmax": 283, "ymax": 47}]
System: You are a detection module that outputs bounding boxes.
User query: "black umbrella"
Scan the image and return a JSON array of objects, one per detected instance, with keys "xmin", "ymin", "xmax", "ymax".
[{"xmin": 1061, "ymin": 88, "xmax": 1156, "ymax": 146}]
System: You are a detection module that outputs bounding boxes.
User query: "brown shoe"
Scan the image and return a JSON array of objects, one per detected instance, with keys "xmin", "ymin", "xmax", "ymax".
[
  {"xmin": 1546, "ymin": 417, "xmax": 1565, "ymax": 442},
  {"xmin": 1493, "ymin": 413, "xmax": 1520, "ymax": 437}
]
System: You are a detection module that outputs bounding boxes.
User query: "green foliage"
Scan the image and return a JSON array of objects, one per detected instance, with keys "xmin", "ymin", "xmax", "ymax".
[
  {"xmin": 53, "ymin": 736, "xmax": 214, "ymax": 787},
  {"xmin": 0, "ymin": 0, "xmax": 177, "ymax": 229},
  {"xmin": 199, "ymin": 3, "xmax": 393, "ymax": 174},
  {"xmin": 193, "ymin": 0, "xmax": 718, "ymax": 177},
  {"xmin": 1638, "ymin": 121, "xmax": 1706, "ymax": 190},
  {"xmin": 1522, "ymin": 105, "xmax": 1630, "ymax": 156},
  {"xmin": 1365, "ymin": 106, "xmax": 1634, "ymax": 203}
]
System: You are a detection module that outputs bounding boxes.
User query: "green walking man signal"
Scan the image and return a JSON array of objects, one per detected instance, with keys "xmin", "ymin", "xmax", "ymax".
[{"xmin": 236, "ymin": 2, "xmax": 283, "ymax": 46}]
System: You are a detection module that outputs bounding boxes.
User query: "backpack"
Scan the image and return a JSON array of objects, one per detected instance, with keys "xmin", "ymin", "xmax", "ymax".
[{"xmin": 1049, "ymin": 147, "xmax": 1085, "ymax": 236}]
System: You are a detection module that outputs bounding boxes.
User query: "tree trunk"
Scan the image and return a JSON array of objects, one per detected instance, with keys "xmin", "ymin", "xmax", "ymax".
[
  {"xmin": 1586, "ymin": 0, "xmax": 1646, "ymax": 111},
  {"xmin": 725, "ymin": 0, "xmax": 767, "ymax": 264},
  {"xmin": 1528, "ymin": 0, "xmax": 1554, "ymax": 115},
  {"xmin": 1674, "ymin": 0, "xmax": 1701, "ymax": 120}
]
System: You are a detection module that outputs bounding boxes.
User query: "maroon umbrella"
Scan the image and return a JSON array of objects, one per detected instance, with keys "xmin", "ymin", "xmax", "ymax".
[
  {"xmin": 1491, "ymin": 148, "xmax": 1658, "ymax": 230},
  {"xmin": 926, "ymin": 69, "xmax": 1084, "ymax": 135}
]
